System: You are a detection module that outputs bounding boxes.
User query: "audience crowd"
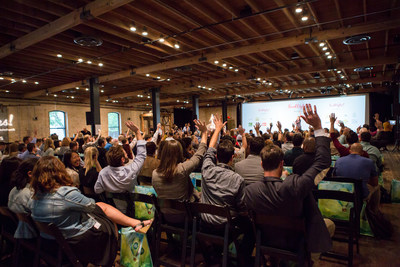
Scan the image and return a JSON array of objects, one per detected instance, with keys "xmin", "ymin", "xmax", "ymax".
[{"xmin": 0, "ymin": 104, "xmax": 393, "ymax": 266}]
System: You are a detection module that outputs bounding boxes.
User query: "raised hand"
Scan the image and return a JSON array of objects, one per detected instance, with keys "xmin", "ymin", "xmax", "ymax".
[
  {"xmin": 276, "ymin": 121, "xmax": 282, "ymax": 130},
  {"xmin": 213, "ymin": 114, "xmax": 227, "ymax": 130},
  {"xmin": 238, "ymin": 125, "xmax": 245, "ymax": 135},
  {"xmin": 125, "ymin": 121, "xmax": 140, "ymax": 133},
  {"xmin": 254, "ymin": 122, "xmax": 260, "ymax": 132},
  {"xmin": 300, "ymin": 104, "xmax": 322, "ymax": 130},
  {"xmin": 194, "ymin": 119, "xmax": 207, "ymax": 133},
  {"xmin": 329, "ymin": 113, "xmax": 337, "ymax": 124}
]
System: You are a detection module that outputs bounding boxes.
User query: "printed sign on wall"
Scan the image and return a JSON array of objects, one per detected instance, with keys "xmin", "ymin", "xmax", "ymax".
[{"xmin": 0, "ymin": 106, "xmax": 14, "ymax": 142}]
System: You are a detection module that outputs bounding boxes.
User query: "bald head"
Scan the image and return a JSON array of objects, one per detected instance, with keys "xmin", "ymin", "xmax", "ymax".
[
  {"xmin": 350, "ymin": 143, "xmax": 363, "ymax": 155},
  {"xmin": 303, "ymin": 137, "xmax": 316, "ymax": 153}
]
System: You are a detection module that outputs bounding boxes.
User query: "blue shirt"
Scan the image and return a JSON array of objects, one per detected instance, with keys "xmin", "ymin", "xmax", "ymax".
[
  {"xmin": 334, "ymin": 154, "xmax": 377, "ymax": 198},
  {"xmin": 31, "ymin": 186, "xmax": 96, "ymax": 239},
  {"xmin": 105, "ymin": 142, "xmax": 112, "ymax": 151},
  {"xmin": 94, "ymin": 140, "xmax": 147, "ymax": 193}
]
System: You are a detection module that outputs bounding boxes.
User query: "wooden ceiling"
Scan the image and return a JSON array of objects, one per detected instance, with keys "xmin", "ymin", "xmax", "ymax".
[{"xmin": 0, "ymin": 0, "xmax": 399, "ymax": 109}]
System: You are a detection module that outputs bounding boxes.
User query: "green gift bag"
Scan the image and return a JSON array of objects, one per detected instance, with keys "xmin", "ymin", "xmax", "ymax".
[
  {"xmin": 134, "ymin": 186, "xmax": 157, "ymax": 220},
  {"xmin": 120, "ymin": 227, "xmax": 153, "ymax": 267},
  {"xmin": 318, "ymin": 181, "xmax": 354, "ymax": 220},
  {"xmin": 359, "ymin": 201, "xmax": 374, "ymax": 237},
  {"xmin": 391, "ymin": 179, "xmax": 400, "ymax": 203}
]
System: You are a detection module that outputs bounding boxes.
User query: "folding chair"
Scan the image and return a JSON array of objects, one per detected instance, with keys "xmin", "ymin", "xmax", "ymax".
[
  {"xmin": 188, "ymin": 202, "xmax": 238, "ymax": 267},
  {"xmin": 252, "ymin": 213, "xmax": 311, "ymax": 267},
  {"xmin": 33, "ymin": 221, "xmax": 83, "ymax": 267},
  {"xmin": 154, "ymin": 198, "xmax": 191, "ymax": 267},
  {"xmin": 313, "ymin": 176, "xmax": 363, "ymax": 267}
]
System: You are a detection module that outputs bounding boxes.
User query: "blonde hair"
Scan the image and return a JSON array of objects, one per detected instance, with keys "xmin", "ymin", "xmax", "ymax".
[
  {"xmin": 44, "ymin": 139, "xmax": 55, "ymax": 152},
  {"xmin": 83, "ymin": 146, "xmax": 98, "ymax": 175},
  {"xmin": 61, "ymin": 137, "xmax": 71, "ymax": 147}
]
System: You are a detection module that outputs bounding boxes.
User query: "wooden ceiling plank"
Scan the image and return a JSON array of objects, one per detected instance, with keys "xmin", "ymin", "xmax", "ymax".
[
  {"xmin": 0, "ymin": 0, "xmax": 135, "ymax": 59},
  {"xmin": 23, "ymin": 18, "xmax": 400, "ymax": 98}
]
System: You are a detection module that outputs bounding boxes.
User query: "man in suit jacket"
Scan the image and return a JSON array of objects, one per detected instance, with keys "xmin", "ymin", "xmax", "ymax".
[
  {"xmin": 245, "ymin": 104, "xmax": 333, "ymax": 253},
  {"xmin": 235, "ymin": 136, "xmax": 265, "ymax": 185}
]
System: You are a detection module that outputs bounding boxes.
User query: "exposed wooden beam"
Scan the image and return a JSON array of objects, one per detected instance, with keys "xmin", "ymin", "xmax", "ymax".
[
  {"xmin": 0, "ymin": 0, "xmax": 134, "ymax": 59},
  {"xmin": 24, "ymin": 18, "xmax": 400, "ymax": 98}
]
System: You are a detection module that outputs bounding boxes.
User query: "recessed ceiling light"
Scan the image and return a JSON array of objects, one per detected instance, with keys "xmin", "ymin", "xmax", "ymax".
[
  {"xmin": 229, "ymin": 66, "xmax": 233, "ymax": 69},
  {"xmin": 78, "ymin": 58, "xmax": 83, "ymax": 62},
  {"xmin": 174, "ymin": 42, "xmax": 180, "ymax": 49},
  {"xmin": 222, "ymin": 63, "xmax": 227, "ymax": 67},
  {"xmin": 76, "ymin": 87, "xmax": 79, "ymax": 89},
  {"xmin": 130, "ymin": 26, "xmax": 136, "ymax": 32},
  {"xmin": 325, "ymin": 51, "xmax": 330, "ymax": 55},
  {"xmin": 208, "ymin": 88, "xmax": 212, "ymax": 91},
  {"xmin": 66, "ymin": 96, "xmax": 69, "ymax": 98},
  {"xmin": 177, "ymin": 100, "xmax": 180, "ymax": 102},
  {"xmin": 146, "ymin": 103, "xmax": 149, "ymax": 106},
  {"xmin": 207, "ymin": 104, "xmax": 210, "ymax": 106},
  {"xmin": 234, "ymin": 69, "xmax": 239, "ymax": 72},
  {"xmin": 167, "ymin": 78, "xmax": 170, "ymax": 81},
  {"xmin": 157, "ymin": 76, "xmax": 160, "ymax": 79},
  {"xmin": 340, "ymin": 75, "xmax": 345, "ymax": 79},
  {"xmin": 322, "ymin": 47, "xmax": 328, "ymax": 51},
  {"xmin": 98, "ymin": 63, "xmax": 103, "ymax": 67},
  {"xmin": 71, "ymin": 96, "xmax": 75, "ymax": 99},
  {"xmin": 327, "ymin": 55, "xmax": 332, "ymax": 59},
  {"xmin": 146, "ymin": 74, "xmax": 150, "ymax": 77},
  {"xmin": 202, "ymin": 86, "xmax": 206, "ymax": 89},
  {"xmin": 198, "ymin": 85, "xmax": 201, "ymax": 88},
  {"xmin": 34, "ymin": 81, "xmax": 39, "ymax": 84},
  {"xmin": 319, "ymin": 42, "xmax": 325, "ymax": 47},
  {"xmin": 0, "ymin": 77, "xmax": 3, "ymax": 80},
  {"xmin": 337, "ymin": 70, "xmax": 341, "ymax": 74},
  {"xmin": 269, "ymin": 82, "xmax": 272, "ymax": 85},
  {"xmin": 11, "ymin": 79, "xmax": 16, "ymax": 83},
  {"xmin": 54, "ymin": 94, "xmax": 57, "ymax": 97},
  {"xmin": 5, "ymin": 90, "xmax": 9, "ymax": 93},
  {"xmin": 57, "ymin": 54, "xmax": 62, "ymax": 58},
  {"xmin": 301, "ymin": 15, "xmax": 308, "ymax": 21},
  {"xmin": 147, "ymin": 95, "xmax": 151, "ymax": 98},
  {"xmin": 101, "ymin": 90, "xmax": 104, "ymax": 93},
  {"xmin": 257, "ymin": 78, "xmax": 261, "ymax": 81},
  {"xmin": 22, "ymin": 80, "xmax": 27, "ymax": 83},
  {"xmin": 85, "ymin": 88, "xmax": 89, "ymax": 91},
  {"xmin": 295, "ymin": 7, "xmax": 303, "ymax": 13},
  {"xmin": 87, "ymin": 61, "xmax": 92, "ymax": 64},
  {"xmin": 214, "ymin": 60, "xmax": 219, "ymax": 64}
]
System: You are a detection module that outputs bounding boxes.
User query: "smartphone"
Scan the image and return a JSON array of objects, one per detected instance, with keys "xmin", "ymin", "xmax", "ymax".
[{"xmin": 389, "ymin": 120, "xmax": 396, "ymax": 126}]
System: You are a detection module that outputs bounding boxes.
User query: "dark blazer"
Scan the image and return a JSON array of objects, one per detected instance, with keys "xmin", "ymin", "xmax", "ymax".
[
  {"xmin": 245, "ymin": 135, "xmax": 332, "ymax": 253},
  {"xmin": 293, "ymin": 153, "xmax": 315, "ymax": 175}
]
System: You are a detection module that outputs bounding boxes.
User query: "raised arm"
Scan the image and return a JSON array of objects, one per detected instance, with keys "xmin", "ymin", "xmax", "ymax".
[
  {"xmin": 238, "ymin": 125, "xmax": 247, "ymax": 151},
  {"xmin": 209, "ymin": 114, "xmax": 227, "ymax": 148},
  {"xmin": 254, "ymin": 122, "xmax": 261, "ymax": 137}
]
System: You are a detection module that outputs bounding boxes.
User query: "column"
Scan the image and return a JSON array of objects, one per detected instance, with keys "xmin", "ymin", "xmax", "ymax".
[
  {"xmin": 151, "ymin": 87, "xmax": 160, "ymax": 129},
  {"xmin": 236, "ymin": 102, "xmax": 242, "ymax": 127},
  {"xmin": 89, "ymin": 77, "xmax": 100, "ymax": 135},
  {"xmin": 191, "ymin": 95, "xmax": 199, "ymax": 132},
  {"xmin": 222, "ymin": 99, "xmax": 228, "ymax": 122}
]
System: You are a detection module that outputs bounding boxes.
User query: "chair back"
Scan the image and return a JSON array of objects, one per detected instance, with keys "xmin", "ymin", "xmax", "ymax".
[
  {"xmin": 188, "ymin": 202, "xmax": 232, "ymax": 223},
  {"xmin": 0, "ymin": 206, "xmax": 18, "ymax": 224},
  {"xmin": 33, "ymin": 221, "xmax": 83, "ymax": 267},
  {"xmin": 137, "ymin": 175, "xmax": 152, "ymax": 185},
  {"xmin": 253, "ymin": 213, "xmax": 306, "ymax": 233}
]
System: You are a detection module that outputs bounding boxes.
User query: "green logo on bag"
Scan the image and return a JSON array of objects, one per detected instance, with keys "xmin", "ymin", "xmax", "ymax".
[{"xmin": 133, "ymin": 242, "xmax": 138, "ymax": 249}]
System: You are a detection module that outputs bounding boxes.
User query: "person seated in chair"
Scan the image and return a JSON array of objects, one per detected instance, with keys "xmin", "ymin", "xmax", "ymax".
[
  {"xmin": 245, "ymin": 104, "xmax": 334, "ymax": 255},
  {"xmin": 137, "ymin": 142, "xmax": 159, "ymax": 186},
  {"xmin": 30, "ymin": 156, "xmax": 151, "ymax": 267},
  {"xmin": 283, "ymin": 133, "xmax": 304, "ymax": 166},
  {"xmin": 201, "ymin": 115, "xmax": 253, "ymax": 266},
  {"xmin": 235, "ymin": 136, "xmax": 265, "ymax": 185}
]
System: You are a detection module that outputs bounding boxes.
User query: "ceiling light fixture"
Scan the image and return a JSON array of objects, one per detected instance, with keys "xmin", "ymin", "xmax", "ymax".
[
  {"xmin": 167, "ymin": 78, "xmax": 171, "ymax": 81},
  {"xmin": 5, "ymin": 90, "xmax": 9, "ymax": 93},
  {"xmin": 322, "ymin": 46, "xmax": 328, "ymax": 51},
  {"xmin": 87, "ymin": 60, "xmax": 92, "ymax": 64},
  {"xmin": 337, "ymin": 70, "xmax": 341, "ymax": 74},
  {"xmin": 101, "ymin": 90, "xmax": 104, "ymax": 93},
  {"xmin": 327, "ymin": 55, "xmax": 332, "ymax": 59},
  {"xmin": 71, "ymin": 96, "xmax": 75, "ymax": 99},
  {"xmin": 0, "ymin": 77, "xmax": 3, "ymax": 80},
  {"xmin": 319, "ymin": 42, "xmax": 325, "ymax": 47},
  {"xmin": 159, "ymin": 35, "xmax": 165, "ymax": 43},
  {"xmin": 146, "ymin": 74, "xmax": 150, "ymax": 77},
  {"xmin": 325, "ymin": 51, "xmax": 330, "ymax": 55},
  {"xmin": 301, "ymin": 15, "xmax": 308, "ymax": 21},
  {"xmin": 98, "ymin": 63, "xmax": 103, "ymax": 67},
  {"xmin": 234, "ymin": 69, "xmax": 239, "ymax": 72},
  {"xmin": 214, "ymin": 60, "xmax": 219, "ymax": 64},
  {"xmin": 78, "ymin": 58, "xmax": 83, "ymax": 62},
  {"xmin": 130, "ymin": 26, "xmax": 136, "ymax": 32},
  {"xmin": 22, "ymin": 80, "xmax": 27, "ymax": 83},
  {"xmin": 34, "ymin": 81, "xmax": 39, "ymax": 84},
  {"xmin": 54, "ymin": 94, "xmax": 57, "ymax": 97},
  {"xmin": 57, "ymin": 54, "xmax": 62, "ymax": 58},
  {"xmin": 229, "ymin": 65, "xmax": 233, "ymax": 69},
  {"xmin": 142, "ymin": 27, "xmax": 148, "ymax": 36},
  {"xmin": 222, "ymin": 63, "xmax": 227, "ymax": 67},
  {"xmin": 85, "ymin": 88, "xmax": 89, "ymax": 91},
  {"xmin": 295, "ymin": 6, "xmax": 303, "ymax": 13},
  {"xmin": 174, "ymin": 42, "xmax": 180, "ymax": 49},
  {"xmin": 76, "ymin": 87, "xmax": 80, "ymax": 89},
  {"xmin": 11, "ymin": 79, "xmax": 16, "ymax": 83}
]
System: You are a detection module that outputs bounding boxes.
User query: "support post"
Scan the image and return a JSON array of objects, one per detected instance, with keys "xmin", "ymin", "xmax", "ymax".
[
  {"xmin": 89, "ymin": 77, "xmax": 100, "ymax": 135},
  {"xmin": 236, "ymin": 102, "xmax": 242, "ymax": 127},
  {"xmin": 222, "ymin": 99, "xmax": 228, "ymax": 123},
  {"xmin": 151, "ymin": 87, "xmax": 160, "ymax": 131},
  {"xmin": 191, "ymin": 95, "xmax": 199, "ymax": 132}
]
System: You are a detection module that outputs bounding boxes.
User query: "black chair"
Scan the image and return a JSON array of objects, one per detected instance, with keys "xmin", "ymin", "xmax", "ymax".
[
  {"xmin": 313, "ymin": 177, "xmax": 363, "ymax": 267},
  {"xmin": 137, "ymin": 175, "xmax": 152, "ymax": 185},
  {"xmin": 154, "ymin": 198, "xmax": 191, "ymax": 267},
  {"xmin": 0, "ymin": 207, "xmax": 18, "ymax": 266},
  {"xmin": 188, "ymin": 202, "xmax": 238, "ymax": 267},
  {"xmin": 252, "ymin": 213, "xmax": 311, "ymax": 267},
  {"xmin": 33, "ymin": 220, "xmax": 83, "ymax": 267}
]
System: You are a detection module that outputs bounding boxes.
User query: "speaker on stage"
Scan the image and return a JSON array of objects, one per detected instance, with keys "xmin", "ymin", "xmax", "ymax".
[{"xmin": 86, "ymin": 112, "xmax": 93, "ymax": 125}]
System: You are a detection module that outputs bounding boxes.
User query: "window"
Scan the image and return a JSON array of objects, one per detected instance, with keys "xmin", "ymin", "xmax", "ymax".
[
  {"xmin": 108, "ymin": 112, "xmax": 120, "ymax": 138},
  {"xmin": 49, "ymin": 110, "xmax": 67, "ymax": 139}
]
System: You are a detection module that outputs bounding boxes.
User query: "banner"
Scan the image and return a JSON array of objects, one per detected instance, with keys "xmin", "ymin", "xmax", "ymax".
[{"xmin": 0, "ymin": 106, "xmax": 14, "ymax": 142}]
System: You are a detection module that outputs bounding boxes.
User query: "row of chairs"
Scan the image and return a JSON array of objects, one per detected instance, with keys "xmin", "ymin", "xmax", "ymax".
[
  {"xmin": 106, "ymin": 192, "xmax": 311, "ymax": 267},
  {"xmin": 0, "ymin": 176, "xmax": 362, "ymax": 267}
]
